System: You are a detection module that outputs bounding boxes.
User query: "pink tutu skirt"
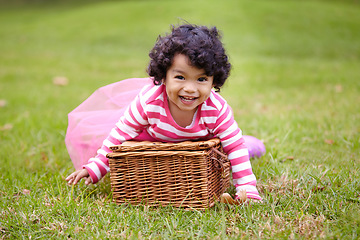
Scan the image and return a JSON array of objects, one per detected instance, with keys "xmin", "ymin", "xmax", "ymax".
[
  {"xmin": 65, "ymin": 78, "xmax": 265, "ymax": 170},
  {"xmin": 65, "ymin": 78, "xmax": 153, "ymax": 170}
]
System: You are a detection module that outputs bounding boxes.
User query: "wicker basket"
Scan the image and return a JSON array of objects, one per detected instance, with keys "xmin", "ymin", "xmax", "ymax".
[{"xmin": 107, "ymin": 138, "xmax": 230, "ymax": 209}]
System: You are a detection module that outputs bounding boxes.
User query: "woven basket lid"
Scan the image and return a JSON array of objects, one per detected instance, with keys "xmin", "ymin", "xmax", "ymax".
[{"xmin": 109, "ymin": 138, "xmax": 221, "ymax": 152}]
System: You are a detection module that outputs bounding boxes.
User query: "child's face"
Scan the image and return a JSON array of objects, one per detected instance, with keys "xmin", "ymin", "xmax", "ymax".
[{"xmin": 164, "ymin": 54, "xmax": 214, "ymax": 116}]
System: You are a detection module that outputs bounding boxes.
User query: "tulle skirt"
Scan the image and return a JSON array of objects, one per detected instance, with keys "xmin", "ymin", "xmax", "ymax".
[
  {"xmin": 65, "ymin": 78, "xmax": 265, "ymax": 170},
  {"xmin": 65, "ymin": 78, "xmax": 153, "ymax": 170}
]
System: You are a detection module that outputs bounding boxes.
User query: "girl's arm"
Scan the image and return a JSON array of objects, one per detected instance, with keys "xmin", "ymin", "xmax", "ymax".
[
  {"xmin": 83, "ymin": 94, "xmax": 149, "ymax": 184},
  {"xmin": 213, "ymin": 104, "xmax": 262, "ymax": 201}
]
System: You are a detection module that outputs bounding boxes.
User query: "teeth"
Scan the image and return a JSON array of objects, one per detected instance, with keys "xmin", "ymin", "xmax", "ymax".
[{"xmin": 181, "ymin": 96, "xmax": 196, "ymax": 101}]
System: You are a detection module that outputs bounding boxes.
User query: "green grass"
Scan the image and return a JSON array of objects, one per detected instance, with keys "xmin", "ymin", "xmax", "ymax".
[{"xmin": 1, "ymin": 0, "xmax": 359, "ymax": 239}]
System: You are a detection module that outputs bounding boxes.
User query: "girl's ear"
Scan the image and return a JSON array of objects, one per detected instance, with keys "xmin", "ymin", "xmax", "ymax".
[{"xmin": 162, "ymin": 78, "xmax": 166, "ymax": 85}]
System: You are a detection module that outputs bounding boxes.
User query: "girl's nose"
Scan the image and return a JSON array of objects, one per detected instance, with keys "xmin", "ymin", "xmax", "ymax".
[{"xmin": 183, "ymin": 80, "xmax": 196, "ymax": 93}]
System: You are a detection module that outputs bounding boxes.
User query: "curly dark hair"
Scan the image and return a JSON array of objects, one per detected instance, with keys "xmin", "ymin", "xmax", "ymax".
[{"xmin": 147, "ymin": 24, "xmax": 231, "ymax": 92}]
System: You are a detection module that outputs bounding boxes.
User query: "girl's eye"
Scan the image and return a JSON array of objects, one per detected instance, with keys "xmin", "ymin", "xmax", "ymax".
[
  {"xmin": 198, "ymin": 77, "xmax": 208, "ymax": 82},
  {"xmin": 175, "ymin": 75, "xmax": 185, "ymax": 80}
]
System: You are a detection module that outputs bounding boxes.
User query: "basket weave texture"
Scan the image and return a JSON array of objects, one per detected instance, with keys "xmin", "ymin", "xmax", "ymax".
[{"xmin": 107, "ymin": 138, "xmax": 230, "ymax": 209}]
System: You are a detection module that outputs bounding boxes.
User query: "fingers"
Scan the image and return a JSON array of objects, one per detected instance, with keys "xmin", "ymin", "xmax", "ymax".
[
  {"xmin": 235, "ymin": 189, "xmax": 247, "ymax": 203},
  {"xmin": 72, "ymin": 173, "xmax": 83, "ymax": 185},
  {"xmin": 65, "ymin": 171, "xmax": 77, "ymax": 181},
  {"xmin": 65, "ymin": 171, "xmax": 78, "ymax": 185},
  {"xmin": 65, "ymin": 169, "xmax": 90, "ymax": 185},
  {"xmin": 220, "ymin": 193, "xmax": 240, "ymax": 205},
  {"xmin": 221, "ymin": 190, "xmax": 258, "ymax": 206},
  {"xmin": 84, "ymin": 177, "xmax": 92, "ymax": 185}
]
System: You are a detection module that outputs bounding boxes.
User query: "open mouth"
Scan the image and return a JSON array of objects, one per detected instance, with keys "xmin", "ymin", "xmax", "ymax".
[{"xmin": 180, "ymin": 96, "xmax": 198, "ymax": 102}]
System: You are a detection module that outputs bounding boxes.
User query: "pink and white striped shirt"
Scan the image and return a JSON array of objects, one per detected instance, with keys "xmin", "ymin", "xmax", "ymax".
[{"xmin": 84, "ymin": 83, "xmax": 261, "ymax": 200}]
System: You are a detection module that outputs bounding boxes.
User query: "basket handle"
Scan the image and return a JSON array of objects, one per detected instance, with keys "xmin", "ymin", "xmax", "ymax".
[
  {"xmin": 210, "ymin": 147, "xmax": 228, "ymax": 178},
  {"xmin": 211, "ymin": 147, "xmax": 227, "ymax": 159}
]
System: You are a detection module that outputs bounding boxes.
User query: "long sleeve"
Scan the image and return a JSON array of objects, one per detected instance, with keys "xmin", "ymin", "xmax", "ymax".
[
  {"xmin": 84, "ymin": 92, "xmax": 149, "ymax": 183},
  {"xmin": 212, "ymin": 99, "xmax": 261, "ymax": 200}
]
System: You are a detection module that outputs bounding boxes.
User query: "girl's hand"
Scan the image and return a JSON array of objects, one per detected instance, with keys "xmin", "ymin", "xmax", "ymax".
[
  {"xmin": 221, "ymin": 190, "xmax": 247, "ymax": 205},
  {"xmin": 236, "ymin": 190, "xmax": 262, "ymax": 204},
  {"xmin": 65, "ymin": 169, "xmax": 91, "ymax": 185},
  {"xmin": 221, "ymin": 190, "xmax": 262, "ymax": 205}
]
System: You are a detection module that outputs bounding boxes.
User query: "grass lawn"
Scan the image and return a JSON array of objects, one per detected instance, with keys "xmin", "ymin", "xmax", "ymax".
[{"xmin": 1, "ymin": 0, "xmax": 359, "ymax": 239}]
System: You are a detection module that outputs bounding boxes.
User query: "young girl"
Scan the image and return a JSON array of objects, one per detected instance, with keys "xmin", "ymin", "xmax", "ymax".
[{"xmin": 65, "ymin": 24, "xmax": 263, "ymax": 202}]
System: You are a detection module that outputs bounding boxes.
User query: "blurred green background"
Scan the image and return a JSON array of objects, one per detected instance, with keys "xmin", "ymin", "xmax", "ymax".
[{"xmin": 1, "ymin": 0, "xmax": 359, "ymax": 238}]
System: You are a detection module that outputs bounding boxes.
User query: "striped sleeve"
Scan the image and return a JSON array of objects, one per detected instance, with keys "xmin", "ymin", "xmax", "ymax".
[
  {"xmin": 83, "ymin": 86, "xmax": 150, "ymax": 184},
  {"xmin": 211, "ymin": 95, "xmax": 261, "ymax": 200}
]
